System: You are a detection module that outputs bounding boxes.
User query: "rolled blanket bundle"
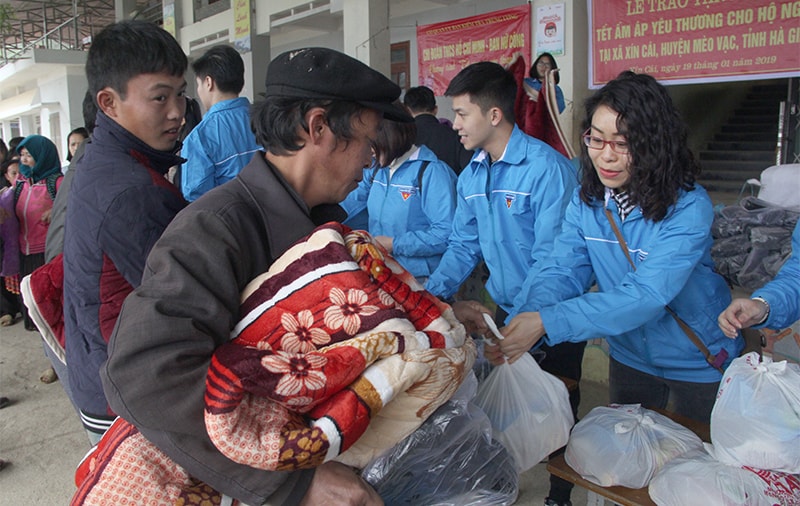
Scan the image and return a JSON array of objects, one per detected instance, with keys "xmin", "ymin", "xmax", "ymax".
[{"xmin": 205, "ymin": 223, "xmax": 475, "ymax": 470}]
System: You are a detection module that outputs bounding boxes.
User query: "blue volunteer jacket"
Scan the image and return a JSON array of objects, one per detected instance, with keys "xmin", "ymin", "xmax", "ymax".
[
  {"xmin": 180, "ymin": 97, "xmax": 261, "ymax": 202},
  {"xmin": 341, "ymin": 145, "xmax": 457, "ymax": 278},
  {"xmin": 753, "ymin": 221, "xmax": 800, "ymax": 330},
  {"xmin": 513, "ymin": 186, "xmax": 744, "ymax": 382},
  {"xmin": 425, "ymin": 125, "xmax": 577, "ymax": 312}
]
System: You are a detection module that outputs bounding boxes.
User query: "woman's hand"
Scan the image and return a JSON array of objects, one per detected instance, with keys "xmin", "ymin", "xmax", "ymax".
[
  {"xmin": 498, "ymin": 312, "xmax": 546, "ymax": 364},
  {"xmin": 718, "ymin": 298, "xmax": 768, "ymax": 338},
  {"xmin": 40, "ymin": 208, "xmax": 52, "ymax": 224}
]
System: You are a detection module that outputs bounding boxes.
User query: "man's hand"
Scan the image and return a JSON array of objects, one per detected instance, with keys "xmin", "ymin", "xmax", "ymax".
[
  {"xmin": 299, "ymin": 461, "xmax": 383, "ymax": 506},
  {"xmin": 451, "ymin": 300, "xmax": 492, "ymax": 336},
  {"xmin": 498, "ymin": 312, "xmax": 546, "ymax": 364},
  {"xmin": 718, "ymin": 298, "xmax": 768, "ymax": 338},
  {"xmin": 374, "ymin": 235, "xmax": 393, "ymax": 254}
]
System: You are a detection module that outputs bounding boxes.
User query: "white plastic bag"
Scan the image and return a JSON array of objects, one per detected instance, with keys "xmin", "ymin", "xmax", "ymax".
[
  {"xmin": 473, "ymin": 352, "xmax": 573, "ymax": 472},
  {"xmin": 710, "ymin": 352, "xmax": 800, "ymax": 473},
  {"xmin": 649, "ymin": 446, "xmax": 800, "ymax": 506},
  {"xmin": 565, "ymin": 404, "xmax": 703, "ymax": 488}
]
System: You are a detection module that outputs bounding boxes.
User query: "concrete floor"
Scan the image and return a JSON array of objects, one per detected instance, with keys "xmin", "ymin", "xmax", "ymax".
[{"xmin": 0, "ymin": 318, "xmax": 609, "ymax": 505}]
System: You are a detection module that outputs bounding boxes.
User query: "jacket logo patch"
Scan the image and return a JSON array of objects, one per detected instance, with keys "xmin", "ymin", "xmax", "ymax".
[
  {"xmin": 399, "ymin": 187, "xmax": 416, "ymax": 201},
  {"xmin": 505, "ymin": 194, "xmax": 516, "ymax": 209}
]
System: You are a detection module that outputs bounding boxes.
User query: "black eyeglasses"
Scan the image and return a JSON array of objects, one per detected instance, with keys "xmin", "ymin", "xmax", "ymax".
[{"xmin": 582, "ymin": 129, "xmax": 630, "ymax": 155}]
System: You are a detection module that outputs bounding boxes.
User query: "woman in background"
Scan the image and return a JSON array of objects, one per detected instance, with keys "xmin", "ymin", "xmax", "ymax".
[
  {"xmin": 14, "ymin": 135, "xmax": 63, "ymax": 334},
  {"xmin": 525, "ymin": 52, "xmax": 566, "ymax": 114},
  {"xmin": 340, "ymin": 112, "xmax": 457, "ymax": 282}
]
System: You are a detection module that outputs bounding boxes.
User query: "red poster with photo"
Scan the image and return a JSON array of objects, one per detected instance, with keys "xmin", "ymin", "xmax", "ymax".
[
  {"xmin": 589, "ymin": 0, "xmax": 800, "ymax": 87},
  {"xmin": 417, "ymin": 5, "xmax": 531, "ymax": 95}
]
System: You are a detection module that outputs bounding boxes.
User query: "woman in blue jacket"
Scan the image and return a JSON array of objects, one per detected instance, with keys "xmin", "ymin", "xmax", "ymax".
[
  {"xmin": 341, "ymin": 115, "xmax": 457, "ymax": 281},
  {"xmin": 493, "ymin": 71, "xmax": 744, "ymax": 423}
]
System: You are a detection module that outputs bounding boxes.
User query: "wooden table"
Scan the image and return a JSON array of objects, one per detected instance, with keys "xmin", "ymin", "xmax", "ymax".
[{"xmin": 546, "ymin": 408, "xmax": 710, "ymax": 506}]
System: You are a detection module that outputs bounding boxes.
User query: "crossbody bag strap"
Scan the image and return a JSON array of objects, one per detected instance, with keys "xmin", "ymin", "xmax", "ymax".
[{"xmin": 603, "ymin": 208, "xmax": 727, "ymax": 373}]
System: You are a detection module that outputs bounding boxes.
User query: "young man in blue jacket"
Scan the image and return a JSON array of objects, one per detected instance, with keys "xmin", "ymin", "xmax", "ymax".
[
  {"xmin": 424, "ymin": 61, "xmax": 580, "ymax": 506},
  {"xmin": 180, "ymin": 45, "xmax": 261, "ymax": 201}
]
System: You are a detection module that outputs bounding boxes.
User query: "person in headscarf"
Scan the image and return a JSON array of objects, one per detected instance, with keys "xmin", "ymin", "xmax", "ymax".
[{"xmin": 14, "ymin": 134, "xmax": 63, "ymax": 337}]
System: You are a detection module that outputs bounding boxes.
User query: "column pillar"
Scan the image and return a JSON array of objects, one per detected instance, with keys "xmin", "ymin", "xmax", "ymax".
[
  {"xmin": 342, "ymin": 0, "xmax": 390, "ymax": 76},
  {"xmin": 241, "ymin": 34, "xmax": 270, "ymax": 102}
]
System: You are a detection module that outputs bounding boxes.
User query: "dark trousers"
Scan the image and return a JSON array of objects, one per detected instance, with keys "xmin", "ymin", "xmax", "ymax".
[
  {"xmin": 495, "ymin": 307, "xmax": 586, "ymax": 503},
  {"xmin": 0, "ymin": 277, "xmax": 21, "ymax": 318},
  {"xmin": 608, "ymin": 357, "xmax": 719, "ymax": 424},
  {"xmin": 19, "ymin": 252, "xmax": 45, "ymax": 330}
]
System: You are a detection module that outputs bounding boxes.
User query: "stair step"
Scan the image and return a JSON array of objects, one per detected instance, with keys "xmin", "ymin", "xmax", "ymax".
[
  {"xmin": 700, "ymin": 159, "xmax": 771, "ymax": 173},
  {"xmin": 707, "ymin": 140, "xmax": 776, "ymax": 151},
  {"xmin": 699, "ymin": 150, "xmax": 774, "ymax": 161},
  {"xmin": 699, "ymin": 169, "xmax": 763, "ymax": 181},
  {"xmin": 697, "ymin": 179, "xmax": 752, "ymax": 194},
  {"xmin": 721, "ymin": 124, "xmax": 778, "ymax": 133},
  {"xmin": 728, "ymin": 114, "xmax": 780, "ymax": 124},
  {"xmin": 714, "ymin": 132, "xmax": 777, "ymax": 142},
  {"xmin": 739, "ymin": 94, "xmax": 784, "ymax": 103}
]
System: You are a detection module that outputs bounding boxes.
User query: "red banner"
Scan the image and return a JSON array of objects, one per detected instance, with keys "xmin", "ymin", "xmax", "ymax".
[
  {"xmin": 590, "ymin": 0, "xmax": 800, "ymax": 87},
  {"xmin": 417, "ymin": 5, "xmax": 531, "ymax": 95}
]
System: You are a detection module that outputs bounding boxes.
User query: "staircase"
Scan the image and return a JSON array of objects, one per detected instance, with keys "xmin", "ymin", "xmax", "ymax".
[{"xmin": 697, "ymin": 83, "xmax": 785, "ymax": 205}]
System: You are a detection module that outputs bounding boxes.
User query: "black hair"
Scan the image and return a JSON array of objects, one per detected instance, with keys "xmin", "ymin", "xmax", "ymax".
[
  {"xmin": 373, "ymin": 105, "xmax": 417, "ymax": 166},
  {"xmin": 530, "ymin": 52, "xmax": 560, "ymax": 85},
  {"xmin": 0, "ymin": 138, "xmax": 7, "ymax": 164},
  {"xmin": 403, "ymin": 86, "xmax": 436, "ymax": 114},
  {"xmin": 445, "ymin": 61, "xmax": 516, "ymax": 123},
  {"xmin": 192, "ymin": 45, "xmax": 245, "ymax": 95},
  {"xmin": 66, "ymin": 127, "xmax": 90, "ymax": 161},
  {"xmin": 579, "ymin": 71, "xmax": 700, "ymax": 222},
  {"xmin": 0, "ymin": 158, "xmax": 18, "ymax": 189},
  {"xmin": 86, "ymin": 20, "xmax": 187, "ymax": 99},
  {"xmin": 8, "ymin": 137, "xmax": 24, "ymax": 154},
  {"xmin": 82, "ymin": 90, "xmax": 98, "ymax": 134},
  {"xmin": 180, "ymin": 97, "xmax": 203, "ymax": 141},
  {"xmin": 251, "ymin": 96, "xmax": 373, "ymax": 156}
]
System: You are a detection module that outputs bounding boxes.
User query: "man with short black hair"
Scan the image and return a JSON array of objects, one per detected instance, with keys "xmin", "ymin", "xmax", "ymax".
[
  {"xmin": 403, "ymin": 85, "xmax": 472, "ymax": 174},
  {"xmin": 63, "ymin": 20, "xmax": 188, "ymax": 444},
  {"xmin": 180, "ymin": 45, "xmax": 261, "ymax": 201},
  {"xmin": 102, "ymin": 47, "xmax": 411, "ymax": 505}
]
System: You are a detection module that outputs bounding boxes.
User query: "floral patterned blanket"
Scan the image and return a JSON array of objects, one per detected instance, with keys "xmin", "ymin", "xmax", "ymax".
[{"xmin": 72, "ymin": 222, "xmax": 475, "ymax": 505}]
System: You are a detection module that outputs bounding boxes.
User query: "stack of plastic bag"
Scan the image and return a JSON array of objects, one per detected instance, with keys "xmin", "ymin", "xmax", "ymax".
[
  {"xmin": 565, "ymin": 404, "xmax": 703, "ymax": 489},
  {"xmin": 708, "ymin": 352, "xmax": 800, "ymax": 473},
  {"xmin": 473, "ymin": 352, "xmax": 574, "ymax": 472},
  {"xmin": 649, "ymin": 447, "xmax": 800, "ymax": 506},
  {"xmin": 361, "ymin": 373, "xmax": 519, "ymax": 506},
  {"xmin": 711, "ymin": 196, "xmax": 799, "ymax": 290}
]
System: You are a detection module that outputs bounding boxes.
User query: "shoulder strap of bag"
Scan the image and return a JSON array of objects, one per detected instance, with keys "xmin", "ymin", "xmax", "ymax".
[
  {"xmin": 417, "ymin": 160, "xmax": 431, "ymax": 196},
  {"xmin": 604, "ymin": 208, "xmax": 727, "ymax": 373}
]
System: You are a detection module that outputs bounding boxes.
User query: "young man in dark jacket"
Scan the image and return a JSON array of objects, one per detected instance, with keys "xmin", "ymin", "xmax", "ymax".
[
  {"xmin": 102, "ymin": 47, "xmax": 411, "ymax": 505},
  {"xmin": 62, "ymin": 20, "xmax": 188, "ymax": 444},
  {"xmin": 403, "ymin": 85, "xmax": 473, "ymax": 175}
]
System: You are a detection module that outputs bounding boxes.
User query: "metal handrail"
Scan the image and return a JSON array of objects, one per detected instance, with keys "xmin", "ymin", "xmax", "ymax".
[{"xmin": 2, "ymin": 14, "xmax": 84, "ymax": 66}]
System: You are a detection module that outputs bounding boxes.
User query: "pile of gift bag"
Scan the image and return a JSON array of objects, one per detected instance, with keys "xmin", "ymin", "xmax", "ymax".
[
  {"xmin": 361, "ymin": 342, "xmax": 575, "ymax": 505},
  {"xmin": 562, "ymin": 352, "xmax": 800, "ymax": 505}
]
